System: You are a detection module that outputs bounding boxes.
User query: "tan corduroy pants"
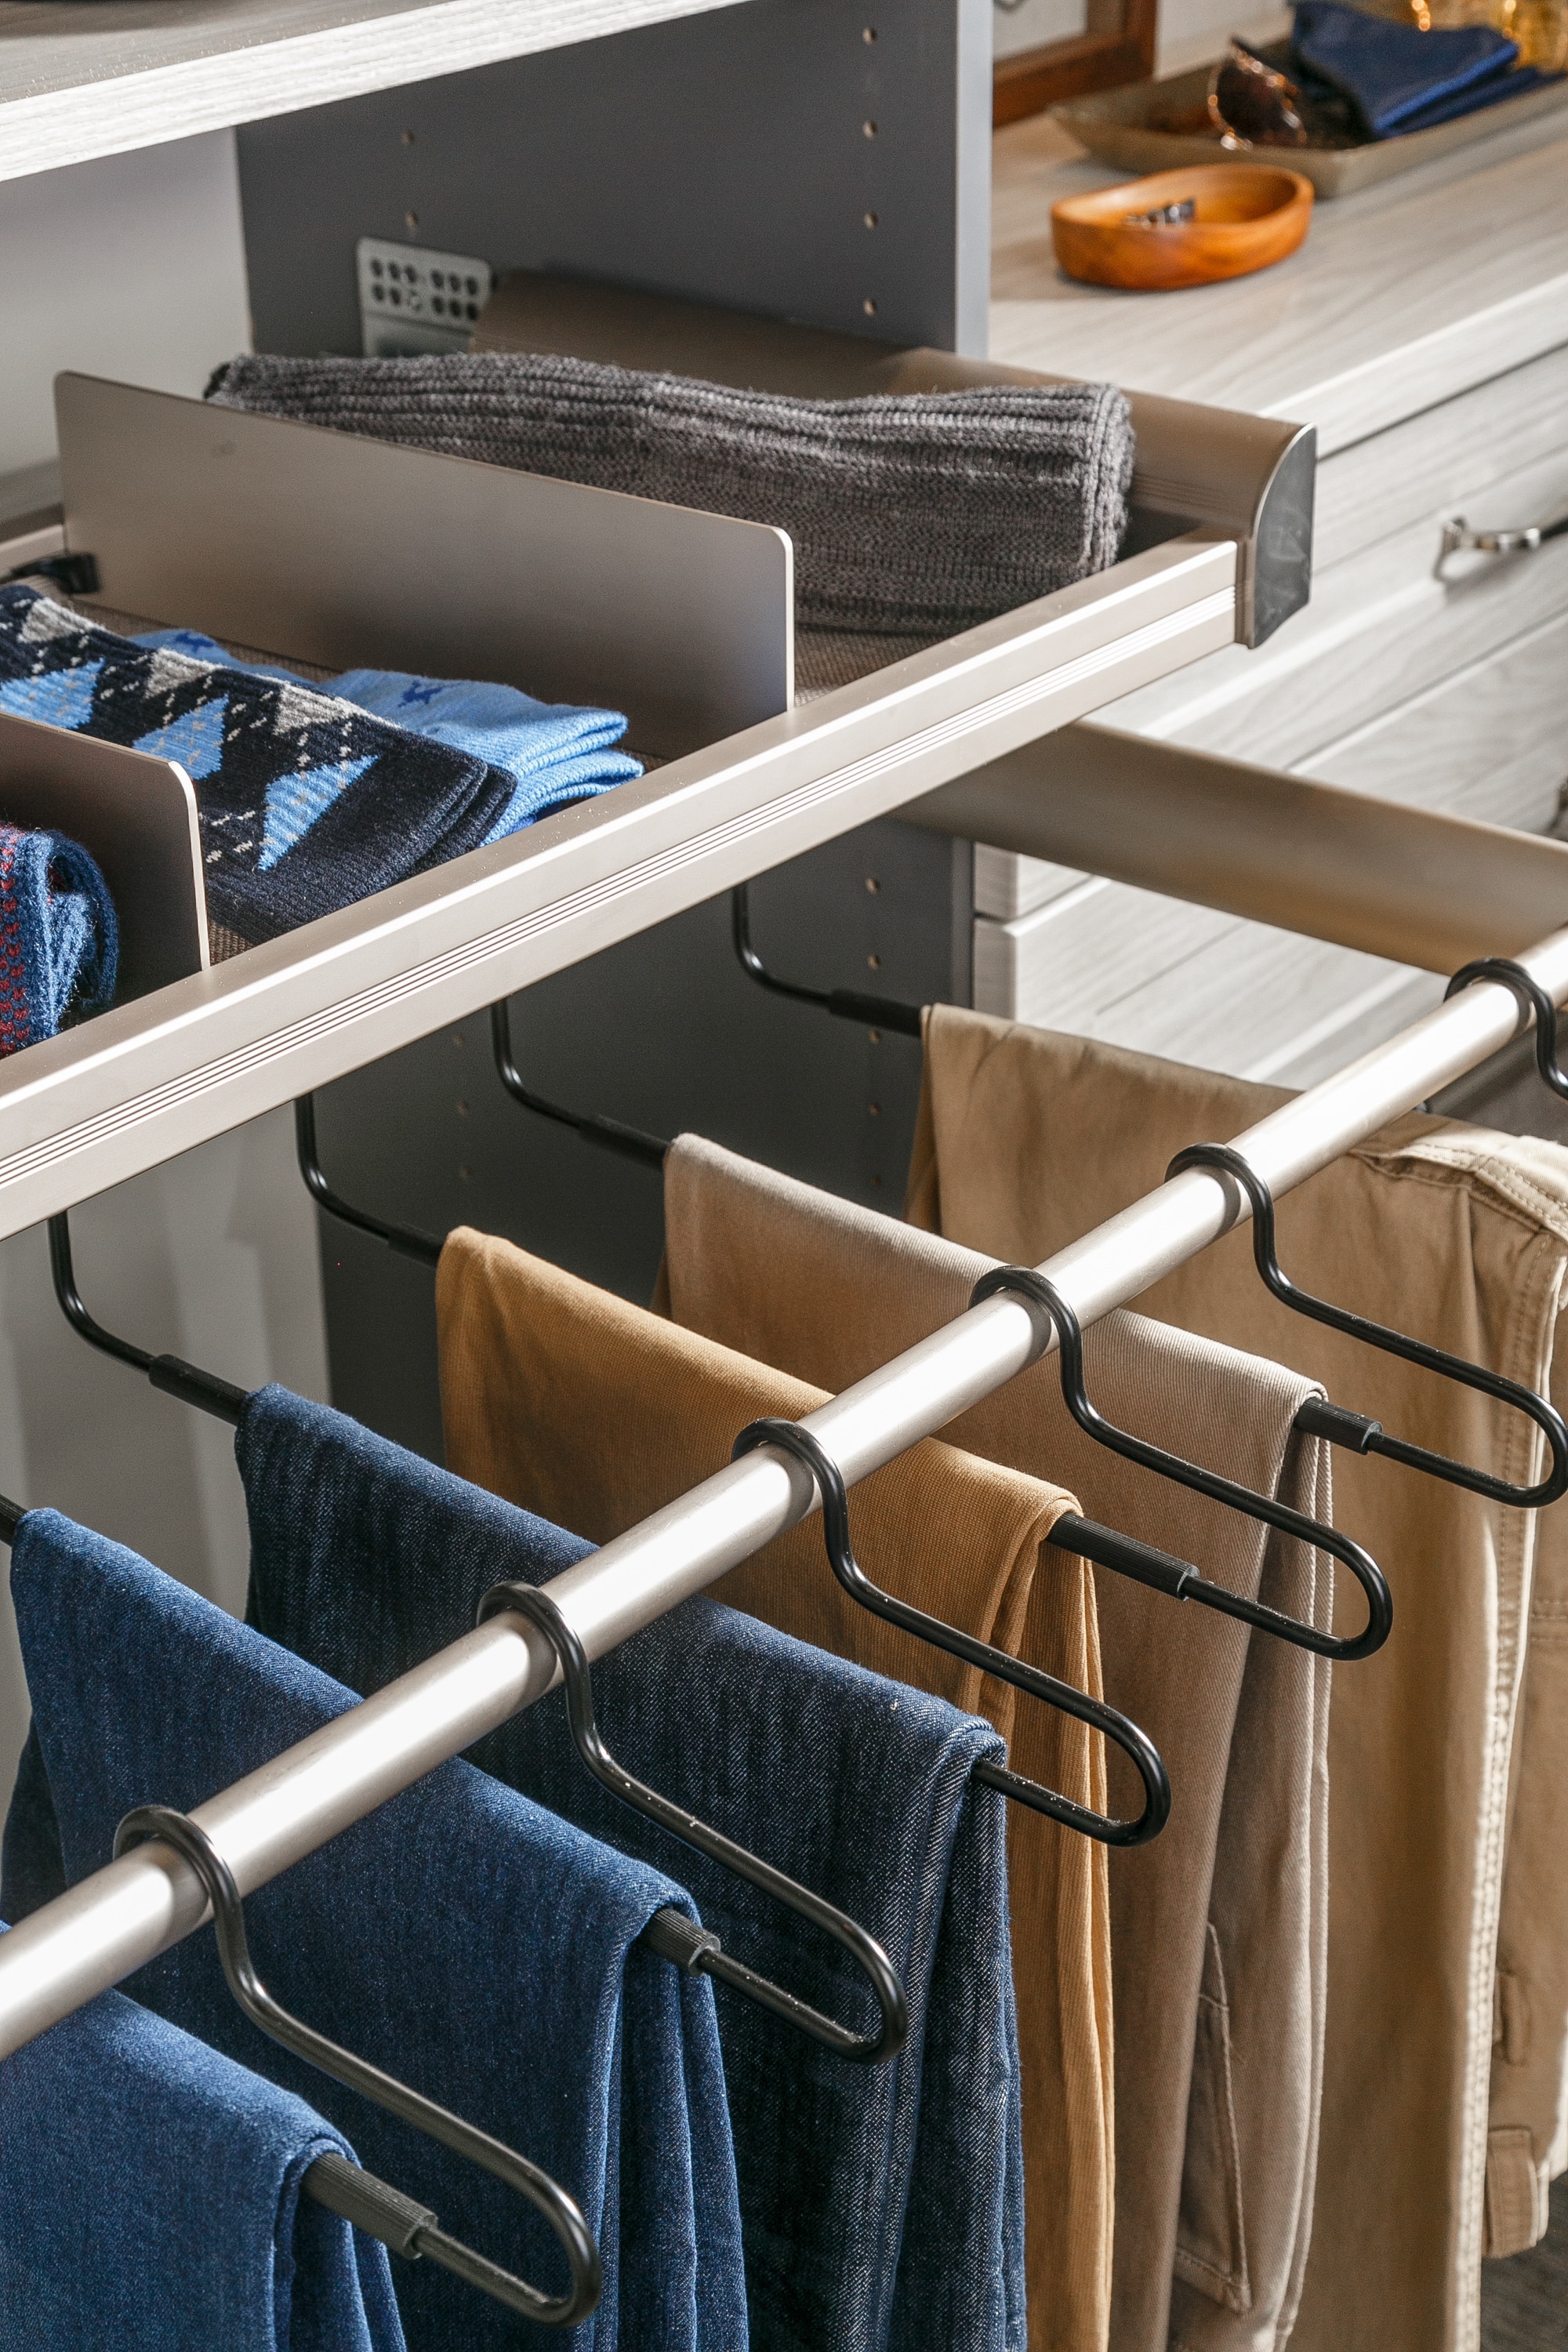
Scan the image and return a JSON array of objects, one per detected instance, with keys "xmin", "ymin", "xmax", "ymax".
[
  {"xmin": 660, "ymin": 1134, "xmax": 1333, "ymax": 2352},
  {"xmin": 1485, "ymin": 1329, "xmax": 1568, "ymax": 2251},
  {"xmin": 437, "ymin": 1227, "xmax": 1115, "ymax": 2352},
  {"xmin": 906, "ymin": 1004, "xmax": 1568, "ymax": 2352}
]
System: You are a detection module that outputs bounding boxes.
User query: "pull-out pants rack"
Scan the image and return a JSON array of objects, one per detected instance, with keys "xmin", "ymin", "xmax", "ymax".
[{"xmin": 2, "ymin": 779, "xmax": 1566, "ymax": 2060}]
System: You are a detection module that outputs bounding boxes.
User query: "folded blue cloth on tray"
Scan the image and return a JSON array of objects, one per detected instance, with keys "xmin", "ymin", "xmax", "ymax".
[
  {"xmin": 0, "ymin": 1926, "xmax": 407, "ymax": 2352},
  {"xmin": 0, "ymin": 1508, "xmax": 747, "ymax": 2352},
  {"xmin": 0, "ymin": 822, "xmax": 117, "ymax": 1054},
  {"xmin": 136, "ymin": 630, "xmax": 641, "ymax": 844},
  {"xmin": 234, "ymin": 1383, "xmax": 1026, "ymax": 2352},
  {"xmin": 1291, "ymin": 0, "xmax": 1537, "ymax": 136}
]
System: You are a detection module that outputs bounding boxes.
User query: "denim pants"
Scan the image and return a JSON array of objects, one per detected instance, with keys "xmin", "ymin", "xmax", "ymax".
[
  {"xmin": 236, "ymin": 1383, "xmax": 1025, "ymax": 2352},
  {"xmin": 0, "ymin": 1932, "xmax": 405, "ymax": 2352},
  {"xmin": 2, "ymin": 1509, "xmax": 746, "ymax": 2352}
]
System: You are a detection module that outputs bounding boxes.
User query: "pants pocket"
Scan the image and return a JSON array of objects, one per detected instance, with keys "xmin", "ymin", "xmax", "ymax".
[{"xmin": 1174, "ymin": 1922, "xmax": 1252, "ymax": 2314}]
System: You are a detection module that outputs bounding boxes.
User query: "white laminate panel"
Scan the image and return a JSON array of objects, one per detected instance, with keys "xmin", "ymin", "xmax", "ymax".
[
  {"xmin": 1074, "ymin": 896, "xmax": 1437, "ymax": 1078},
  {"xmin": 975, "ymin": 865, "xmax": 1444, "ymax": 1078},
  {"xmin": 973, "ymin": 840, "xmax": 1086, "ymax": 920},
  {"xmin": 1314, "ymin": 340, "xmax": 1568, "ymax": 575},
  {"xmin": 973, "ymin": 877, "xmax": 1240, "ymax": 1027},
  {"xmin": 0, "ymin": 138, "xmax": 250, "ymax": 476},
  {"xmin": 1099, "ymin": 441, "xmax": 1568, "ymax": 766},
  {"xmin": 0, "ymin": 0, "xmax": 750, "ymax": 184},
  {"xmin": 1305, "ymin": 608, "xmax": 1568, "ymax": 834},
  {"xmin": 991, "ymin": 110, "xmax": 1568, "ymax": 457}
]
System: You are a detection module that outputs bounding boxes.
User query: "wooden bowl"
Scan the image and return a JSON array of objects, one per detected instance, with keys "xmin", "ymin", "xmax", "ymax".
[{"xmin": 1051, "ymin": 165, "xmax": 1313, "ymax": 291}]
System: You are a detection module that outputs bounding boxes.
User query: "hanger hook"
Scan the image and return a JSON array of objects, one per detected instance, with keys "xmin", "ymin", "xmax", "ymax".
[
  {"xmin": 113, "ymin": 1805, "xmax": 601, "ymax": 2326},
  {"xmin": 730, "ymin": 884, "xmax": 925, "ymax": 1037},
  {"xmin": 968, "ymin": 1266, "xmax": 1393, "ymax": 1663},
  {"xmin": 1167, "ymin": 1141, "xmax": 1568, "ymax": 1510},
  {"xmin": 294, "ymin": 1096, "xmax": 445, "ymax": 1265},
  {"xmin": 489, "ymin": 1001, "xmax": 669, "ymax": 1168},
  {"xmin": 1446, "ymin": 957, "xmax": 1568, "ymax": 1102},
  {"xmin": 46, "ymin": 1210, "xmax": 248, "ymax": 1425},
  {"xmin": 731, "ymin": 1415, "xmax": 1173, "ymax": 1846},
  {"xmin": 477, "ymin": 1580, "xmax": 909, "ymax": 2063}
]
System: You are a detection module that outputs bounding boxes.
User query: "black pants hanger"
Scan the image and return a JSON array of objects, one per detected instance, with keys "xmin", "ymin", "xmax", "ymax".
[
  {"xmin": 34, "ymin": 1216, "xmax": 914, "ymax": 2059},
  {"xmin": 1166, "ymin": 1140, "xmax": 1568, "ymax": 1512},
  {"xmin": 480, "ymin": 880, "xmax": 931, "ymax": 1169},
  {"xmin": 478, "ymin": 1581, "xmax": 909, "ymax": 2063},
  {"xmin": 731, "ymin": 1417, "xmax": 1173, "ymax": 1847},
  {"xmin": 1446, "ymin": 956, "xmax": 1568, "ymax": 1104},
  {"xmin": 48, "ymin": 1211, "xmax": 248, "ymax": 1423},
  {"xmin": 730, "ymin": 884, "xmax": 924, "ymax": 1039},
  {"xmin": 491, "ymin": 1001, "xmax": 668, "ymax": 1168},
  {"xmin": 114, "ymin": 1805, "xmax": 601, "ymax": 2326},
  {"xmin": 294, "ymin": 1097, "xmax": 443, "ymax": 1266},
  {"xmin": 967, "ymin": 1267, "xmax": 1393, "ymax": 1664}
]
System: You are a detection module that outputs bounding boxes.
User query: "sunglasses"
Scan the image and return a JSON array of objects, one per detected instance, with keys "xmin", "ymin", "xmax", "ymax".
[{"xmin": 1207, "ymin": 42, "xmax": 1315, "ymax": 147}]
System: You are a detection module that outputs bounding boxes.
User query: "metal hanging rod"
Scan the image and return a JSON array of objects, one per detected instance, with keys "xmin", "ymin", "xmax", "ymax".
[
  {"xmin": 3, "ymin": 929, "xmax": 1566, "ymax": 2062},
  {"xmin": 907, "ymin": 724, "xmax": 1568, "ymax": 977}
]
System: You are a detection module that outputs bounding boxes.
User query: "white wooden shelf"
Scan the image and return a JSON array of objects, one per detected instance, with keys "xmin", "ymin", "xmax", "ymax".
[{"xmin": 0, "ymin": 0, "xmax": 747, "ymax": 185}]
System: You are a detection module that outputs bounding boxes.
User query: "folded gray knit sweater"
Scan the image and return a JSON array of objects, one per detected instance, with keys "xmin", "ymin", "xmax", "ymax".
[{"xmin": 208, "ymin": 352, "xmax": 1134, "ymax": 637}]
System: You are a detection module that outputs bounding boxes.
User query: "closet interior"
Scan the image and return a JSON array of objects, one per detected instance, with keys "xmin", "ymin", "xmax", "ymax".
[{"xmin": 1, "ymin": 0, "xmax": 1566, "ymax": 2347}]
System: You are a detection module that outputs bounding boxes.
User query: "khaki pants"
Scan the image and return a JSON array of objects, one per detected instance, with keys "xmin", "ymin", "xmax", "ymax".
[
  {"xmin": 437, "ymin": 1226, "xmax": 1115, "ymax": 2352},
  {"xmin": 662, "ymin": 1133, "xmax": 1332, "ymax": 2352},
  {"xmin": 907, "ymin": 1006, "xmax": 1568, "ymax": 2352}
]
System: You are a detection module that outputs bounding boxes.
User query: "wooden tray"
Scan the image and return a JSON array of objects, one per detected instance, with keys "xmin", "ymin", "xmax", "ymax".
[{"xmin": 1051, "ymin": 58, "xmax": 1568, "ymax": 196}]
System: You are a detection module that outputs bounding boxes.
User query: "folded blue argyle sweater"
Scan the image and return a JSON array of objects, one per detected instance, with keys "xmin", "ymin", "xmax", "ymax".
[
  {"xmin": 136, "ymin": 629, "xmax": 642, "ymax": 841},
  {"xmin": 0, "ymin": 822, "xmax": 118, "ymax": 1054},
  {"xmin": 0, "ymin": 589, "xmax": 637, "ymax": 949}
]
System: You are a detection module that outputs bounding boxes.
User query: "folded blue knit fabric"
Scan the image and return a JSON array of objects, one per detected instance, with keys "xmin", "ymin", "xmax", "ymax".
[
  {"xmin": 0, "ymin": 587, "xmax": 514, "ymax": 948},
  {"xmin": 136, "ymin": 630, "xmax": 642, "ymax": 844},
  {"xmin": 234, "ymin": 1385, "xmax": 1025, "ymax": 2352},
  {"xmin": 0, "ymin": 822, "xmax": 118, "ymax": 1054},
  {"xmin": 0, "ymin": 1927, "xmax": 406, "ymax": 2352},
  {"xmin": 1291, "ymin": 0, "xmax": 1530, "ymax": 135},
  {"xmin": 0, "ymin": 1510, "xmax": 747, "ymax": 2352}
]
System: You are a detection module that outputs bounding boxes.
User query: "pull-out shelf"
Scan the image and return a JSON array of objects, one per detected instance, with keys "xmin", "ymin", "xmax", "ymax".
[{"xmin": 0, "ymin": 292, "xmax": 1311, "ymax": 1243}]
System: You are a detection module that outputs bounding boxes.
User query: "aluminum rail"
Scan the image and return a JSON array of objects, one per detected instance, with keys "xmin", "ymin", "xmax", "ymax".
[
  {"xmin": 3, "ymin": 931, "xmax": 1565, "ymax": 2062},
  {"xmin": 906, "ymin": 724, "xmax": 1568, "ymax": 976}
]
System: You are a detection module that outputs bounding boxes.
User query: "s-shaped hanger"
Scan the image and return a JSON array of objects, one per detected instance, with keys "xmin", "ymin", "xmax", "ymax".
[
  {"xmin": 481, "ymin": 877, "xmax": 931, "ymax": 1169},
  {"xmin": 1167, "ymin": 1138, "xmax": 1568, "ymax": 1511},
  {"xmin": 47, "ymin": 1211, "xmax": 247, "ymax": 1424},
  {"xmin": 477, "ymin": 1580, "xmax": 909, "ymax": 2062},
  {"xmin": 41, "ymin": 1208, "xmax": 913, "ymax": 2060},
  {"xmin": 114, "ymin": 1805, "xmax": 601, "ymax": 2326},
  {"xmin": 967, "ymin": 1268, "xmax": 1394, "ymax": 1664},
  {"xmin": 729, "ymin": 884, "xmax": 925, "ymax": 1039},
  {"xmin": 731, "ymin": 1417, "xmax": 1173, "ymax": 1849}
]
